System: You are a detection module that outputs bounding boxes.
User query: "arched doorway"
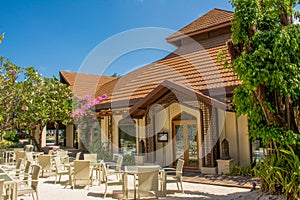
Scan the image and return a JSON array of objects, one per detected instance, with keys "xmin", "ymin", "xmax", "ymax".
[
  {"xmin": 172, "ymin": 112, "xmax": 199, "ymax": 167},
  {"xmin": 118, "ymin": 118, "xmax": 136, "ymax": 155}
]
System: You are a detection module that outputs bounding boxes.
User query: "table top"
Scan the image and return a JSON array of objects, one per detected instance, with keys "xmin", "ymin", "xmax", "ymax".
[
  {"xmin": 0, "ymin": 173, "xmax": 14, "ymax": 182},
  {"xmin": 0, "ymin": 167, "xmax": 15, "ymax": 183},
  {"xmin": 124, "ymin": 165, "xmax": 162, "ymax": 174}
]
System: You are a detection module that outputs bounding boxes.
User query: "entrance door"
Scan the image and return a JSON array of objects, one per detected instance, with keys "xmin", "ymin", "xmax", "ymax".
[{"xmin": 173, "ymin": 120, "xmax": 199, "ymax": 167}]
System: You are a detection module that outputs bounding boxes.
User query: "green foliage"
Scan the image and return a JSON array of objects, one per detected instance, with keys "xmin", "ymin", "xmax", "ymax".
[
  {"xmin": 0, "ymin": 140, "xmax": 13, "ymax": 149},
  {"xmin": 3, "ymin": 130, "xmax": 20, "ymax": 143},
  {"xmin": 229, "ymin": 164, "xmax": 255, "ymax": 177},
  {"xmin": 0, "ymin": 33, "xmax": 4, "ymax": 44},
  {"xmin": 123, "ymin": 154, "xmax": 135, "ymax": 166},
  {"xmin": 228, "ymin": 0, "xmax": 300, "ymax": 144},
  {"xmin": 227, "ymin": 1, "xmax": 300, "ymax": 198},
  {"xmin": 253, "ymin": 146, "xmax": 300, "ymax": 199},
  {"xmin": 0, "ymin": 57, "xmax": 73, "ymax": 149}
]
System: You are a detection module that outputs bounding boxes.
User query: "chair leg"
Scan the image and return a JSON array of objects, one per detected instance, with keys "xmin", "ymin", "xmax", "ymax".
[
  {"xmin": 104, "ymin": 184, "xmax": 108, "ymax": 198},
  {"xmin": 36, "ymin": 191, "xmax": 39, "ymax": 200},
  {"xmin": 59, "ymin": 174, "xmax": 62, "ymax": 183},
  {"xmin": 176, "ymin": 181, "xmax": 180, "ymax": 191},
  {"xmin": 55, "ymin": 175, "xmax": 57, "ymax": 184},
  {"xmin": 180, "ymin": 180, "xmax": 184, "ymax": 193}
]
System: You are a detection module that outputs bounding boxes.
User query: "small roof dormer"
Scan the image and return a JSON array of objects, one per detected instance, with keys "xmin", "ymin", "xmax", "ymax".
[{"xmin": 166, "ymin": 8, "xmax": 233, "ymax": 47}]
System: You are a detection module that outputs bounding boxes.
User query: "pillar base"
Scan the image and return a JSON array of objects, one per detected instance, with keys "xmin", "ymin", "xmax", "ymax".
[
  {"xmin": 201, "ymin": 166, "xmax": 218, "ymax": 174},
  {"xmin": 217, "ymin": 159, "xmax": 234, "ymax": 175}
]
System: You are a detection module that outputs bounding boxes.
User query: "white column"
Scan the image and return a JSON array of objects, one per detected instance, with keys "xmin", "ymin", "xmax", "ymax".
[{"xmin": 66, "ymin": 124, "xmax": 74, "ymax": 148}]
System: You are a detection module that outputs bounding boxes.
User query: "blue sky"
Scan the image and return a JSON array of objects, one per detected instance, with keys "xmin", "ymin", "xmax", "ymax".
[{"xmin": 0, "ymin": 0, "xmax": 233, "ymax": 78}]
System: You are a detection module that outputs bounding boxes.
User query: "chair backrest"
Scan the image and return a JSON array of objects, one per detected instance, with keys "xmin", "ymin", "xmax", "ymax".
[
  {"xmin": 38, "ymin": 155, "xmax": 52, "ymax": 170},
  {"xmin": 0, "ymin": 179, "xmax": 3, "ymax": 200},
  {"xmin": 101, "ymin": 163, "xmax": 108, "ymax": 182},
  {"xmin": 26, "ymin": 152, "xmax": 34, "ymax": 163},
  {"xmin": 176, "ymin": 159, "xmax": 184, "ymax": 177},
  {"xmin": 15, "ymin": 158, "xmax": 23, "ymax": 169},
  {"xmin": 30, "ymin": 164, "xmax": 41, "ymax": 190},
  {"xmin": 57, "ymin": 150, "xmax": 68, "ymax": 157},
  {"xmin": 54, "ymin": 156, "xmax": 64, "ymax": 172},
  {"xmin": 112, "ymin": 153, "xmax": 119, "ymax": 161},
  {"xmin": 15, "ymin": 158, "xmax": 23, "ymax": 177},
  {"xmin": 0, "ymin": 150, "xmax": 5, "ymax": 164},
  {"xmin": 137, "ymin": 166, "xmax": 160, "ymax": 193},
  {"xmin": 84, "ymin": 154, "xmax": 97, "ymax": 163},
  {"xmin": 75, "ymin": 152, "xmax": 81, "ymax": 160},
  {"xmin": 13, "ymin": 148, "xmax": 23, "ymax": 154},
  {"xmin": 73, "ymin": 160, "xmax": 90, "ymax": 180},
  {"xmin": 15, "ymin": 151, "xmax": 26, "ymax": 165},
  {"xmin": 23, "ymin": 160, "xmax": 32, "ymax": 181},
  {"xmin": 24, "ymin": 145, "xmax": 34, "ymax": 152},
  {"xmin": 116, "ymin": 155, "xmax": 123, "ymax": 171},
  {"xmin": 57, "ymin": 153, "xmax": 69, "ymax": 165}
]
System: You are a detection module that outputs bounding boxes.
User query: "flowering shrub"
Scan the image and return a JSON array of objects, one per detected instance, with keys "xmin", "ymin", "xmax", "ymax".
[
  {"xmin": 71, "ymin": 94, "xmax": 111, "ymax": 159},
  {"xmin": 71, "ymin": 94, "xmax": 107, "ymax": 121}
]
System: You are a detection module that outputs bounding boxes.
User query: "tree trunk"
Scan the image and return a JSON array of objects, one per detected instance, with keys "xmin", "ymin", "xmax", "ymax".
[
  {"xmin": 55, "ymin": 124, "xmax": 59, "ymax": 145},
  {"xmin": 28, "ymin": 131, "xmax": 42, "ymax": 152}
]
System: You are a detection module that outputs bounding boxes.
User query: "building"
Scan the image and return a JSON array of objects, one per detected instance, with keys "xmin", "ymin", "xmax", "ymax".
[{"xmin": 60, "ymin": 8, "xmax": 251, "ymax": 174}]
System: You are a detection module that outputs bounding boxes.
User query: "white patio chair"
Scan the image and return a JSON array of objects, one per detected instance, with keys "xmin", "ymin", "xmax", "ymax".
[
  {"xmin": 102, "ymin": 163, "xmax": 123, "ymax": 198},
  {"xmin": 73, "ymin": 160, "xmax": 92, "ymax": 189},
  {"xmin": 38, "ymin": 155, "xmax": 52, "ymax": 177},
  {"xmin": 162, "ymin": 159, "xmax": 184, "ymax": 193},
  {"xmin": 17, "ymin": 164, "xmax": 42, "ymax": 200},
  {"xmin": 54, "ymin": 156, "xmax": 70, "ymax": 184},
  {"xmin": 135, "ymin": 165, "xmax": 160, "ymax": 199}
]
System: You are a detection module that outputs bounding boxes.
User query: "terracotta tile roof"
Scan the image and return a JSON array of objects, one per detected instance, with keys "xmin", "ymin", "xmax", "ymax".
[
  {"xmin": 129, "ymin": 80, "xmax": 227, "ymax": 117},
  {"xmin": 60, "ymin": 71, "xmax": 116, "ymax": 98},
  {"xmin": 96, "ymin": 33, "xmax": 240, "ymax": 108},
  {"xmin": 167, "ymin": 8, "xmax": 233, "ymax": 42}
]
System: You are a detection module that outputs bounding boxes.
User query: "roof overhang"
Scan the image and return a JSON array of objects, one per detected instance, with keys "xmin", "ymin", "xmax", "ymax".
[
  {"xmin": 167, "ymin": 21, "xmax": 231, "ymax": 44},
  {"xmin": 129, "ymin": 80, "xmax": 227, "ymax": 118}
]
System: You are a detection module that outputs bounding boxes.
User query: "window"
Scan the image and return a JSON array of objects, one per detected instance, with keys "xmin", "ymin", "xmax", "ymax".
[{"xmin": 118, "ymin": 118, "xmax": 136, "ymax": 155}]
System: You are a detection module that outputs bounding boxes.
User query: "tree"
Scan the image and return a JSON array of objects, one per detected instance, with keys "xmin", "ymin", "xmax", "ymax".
[
  {"xmin": 16, "ymin": 74, "xmax": 73, "ymax": 151},
  {"xmin": 0, "ymin": 33, "xmax": 4, "ymax": 44},
  {"xmin": 111, "ymin": 73, "xmax": 121, "ymax": 78},
  {"xmin": 0, "ymin": 57, "xmax": 73, "ymax": 150},
  {"xmin": 223, "ymin": 0, "xmax": 300, "ymax": 198}
]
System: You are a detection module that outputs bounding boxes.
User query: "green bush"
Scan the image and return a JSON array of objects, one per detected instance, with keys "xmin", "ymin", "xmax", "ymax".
[
  {"xmin": 229, "ymin": 164, "xmax": 255, "ymax": 177},
  {"xmin": 123, "ymin": 154, "xmax": 135, "ymax": 166},
  {"xmin": 253, "ymin": 146, "xmax": 300, "ymax": 199},
  {"xmin": 3, "ymin": 130, "xmax": 20, "ymax": 143},
  {"xmin": 0, "ymin": 140, "xmax": 13, "ymax": 149}
]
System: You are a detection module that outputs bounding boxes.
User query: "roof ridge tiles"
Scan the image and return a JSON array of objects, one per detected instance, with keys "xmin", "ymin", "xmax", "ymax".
[{"xmin": 166, "ymin": 8, "xmax": 233, "ymax": 42}]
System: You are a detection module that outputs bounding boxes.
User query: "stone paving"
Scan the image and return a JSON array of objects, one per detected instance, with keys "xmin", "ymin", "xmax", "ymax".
[{"xmin": 17, "ymin": 173, "xmax": 285, "ymax": 200}]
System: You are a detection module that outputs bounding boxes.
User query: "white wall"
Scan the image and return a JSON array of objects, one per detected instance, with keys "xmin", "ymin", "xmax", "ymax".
[{"xmin": 218, "ymin": 110, "xmax": 251, "ymax": 166}]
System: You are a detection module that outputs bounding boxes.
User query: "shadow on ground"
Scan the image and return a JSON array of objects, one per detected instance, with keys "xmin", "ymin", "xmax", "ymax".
[{"xmin": 87, "ymin": 189, "xmax": 284, "ymax": 200}]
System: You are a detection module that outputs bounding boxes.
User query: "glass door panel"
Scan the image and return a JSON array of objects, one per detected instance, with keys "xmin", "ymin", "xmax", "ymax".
[
  {"xmin": 187, "ymin": 124, "xmax": 198, "ymax": 165},
  {"xmin": 175, "ymin": 125, "xmax": 184, "ymax": 161}
]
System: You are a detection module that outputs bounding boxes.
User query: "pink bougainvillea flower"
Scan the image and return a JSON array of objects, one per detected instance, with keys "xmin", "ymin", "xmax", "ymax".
[
  {"xmin": 82, "ymin": 103, "xmax": 92, "ymax": 111},
  {"xmin": 101, "ymin": 94, "xmax": 107, "ymax": 99},
  {"xmin": 84, "ymin": 94, "xmax": 91, "ymax": 99}
]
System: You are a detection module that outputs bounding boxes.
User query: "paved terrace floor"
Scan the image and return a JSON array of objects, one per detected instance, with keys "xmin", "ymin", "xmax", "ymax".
[{"xmin": 17, "ymin": 172, "xmax": 285, "ymax": 200}]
